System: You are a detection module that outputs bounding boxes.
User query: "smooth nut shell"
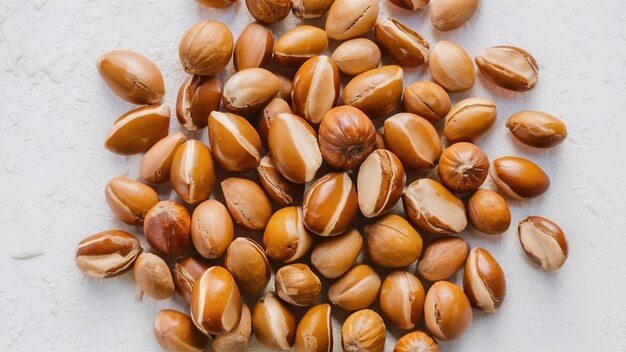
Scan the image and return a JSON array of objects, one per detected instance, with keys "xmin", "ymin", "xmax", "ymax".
[
  {"xmin": 140, "ymin": 132, "xmax": 186, "ymax": 184},
  {"xmin": 252, "ymin": 292, "xmax": 296, "ymax": 350},
  {"xmin": 490, "ymin": 156, "xmax": 550, "ymax": 199},
  {"xmin": 104, "ymin": 103, "xmax": 170, "ymax": 155},
  {"xmin": 144, "ymin": 200, "xmax": 191, "ymax": 256},
  {"xmin": 170, "ymin": 140, "xmax": 216, "ymax": 204},
  {"xmin": 263, "ymin": 206, "xmax": 313, "ymax": 262},
  {"xmin": 224, "ymin": 238, "xmax": 271, "ymax": 294},
  {"xmin": 357, "ymin": 149, "xmax": 406, "ymax": 218},
  {"xmin": 292, "ymin": 0, "xmax": 334, "ymax": 18},
  {"xmin": 292, "ymin": 56, "xmax": 341, "ymax": 124},
  {"xmin": 257, "ymin": 98, "xmax": 292, "ymax": 148},
  {"xmin": 234, "ymin": 22, "xmax": 274, "ymax": 71},
  {"xmin": 311, "ymin": 228, "xmax": 363, "ymax": 279},
  {"xmin": 417, "ymin": 236, "xmax": 469, "ymax": 281},
  {"xmin": 463, "ymin": 248, "xmax": 506, "ymax": 313},
  {"xmin": 343, "ymin": 65, "xmax": 404, "ymax": 119},
  {"xmin": 274, "ymin": 26, "xmax": 329, "ymax": 68},
  {"xmin": 176, "ymin": 75, "xmax": 221, "ymax": 131},
  {"xmin": 438, "ymin": 142, "xmax": 489, "ymax": 193},
  {"xmin": 257, "ymin": 155, "xmax": 304, "ymax": 205},
  {"xmin": 212, "ymin": 304, "xmax": 252, "ymax": 352},
  {"xmin": 506, "ymin": 110, "xmax": 567, "ymax": 148},
  {"xmin": 384, "ymin": 112, "xmax": 442, "ymax": 171},
  {"xmin": 171, "ymin": 256, "xmax": 210, "ymax": 304},
  {"xmin": 518, "ymin": 216, "xmax": 568, "ymax": 271},
  {"xmin": 208, "ymin": 111, "xmax": 262, "ymax": 172},
  {"xmin": 179, "ymin": 20, "xmax": 233, "ymax": 76},
  {"xmin": 97, "ymin": 50, "xmax": 164, "ymax": 105},
  {"xmin": 303, "ymin": 172, "xmax": 358, "ymax": 237},
  {"xmin": 380, "ymin": 271, "xmax": 425, "ymax": 330},
  {"xmin": 104, "ymin": 177, "xmax": 159, "ymax": 226},
  {"xmin": 245, "ymin": 0, "xmax": 292, "ymax": 24},
  {"xmin": 374, "ymin": 18, "xmax": 430, "ymax": 67},
  {"xmin": 389, "ymin": 0, "xmax": 429, "ymax": 11},
  {"xmin": 153, "ymin": 309, "xmax": 209, "ymax": 352},
  {"xmin": 403, "ymin": 81, "xmax": 451, "ymax": 123},
  {"xmin": 403, "ymin": 178, "xmax": 467, "ymax": 234},
  {"xmin": 134, "ymin": 253, "xmax": 175, "ymax": 300},
  {"xmin": 424, "ymin": 281, "xmax": 472, "ymax": 341},
  {"xmin": 75, "ymin": 230, "xmax": 142, "ymax": 278},
  {"xmin": 328, "ymin": 264, "xmax": 381, "ymax": 311},
  {"xmin": 476, "ymin": 46, "xmax": 539, "ymax": 91},
  {"xmin": 365, "ymin": 214, "xmax": 423, "ymax": 268},
  {"xmin": 429, "ymin": 41, "xmax": 475, "ymax": 92},
  {"xmin": 222, "ymin": 68, "xmax": 280, "ymax": 116},
  {"xmin": 444, "ymin": 98, "xmax": 497, "ymax": 143},
  {"xmin": 394, "ymin": 331, "xmax": 440, "ymax": 352},
  {"xmin": 331, "ymin": 38, "xmax": 381, "ymax": 77},
  {"xmin": 191, "ymin": 199, "xmax": 234, "ymax": 259},
  {"xmin": 467, "ymin": 189, "xmax": 511, "ymax": 234},
  {"xmin": 295, "ymin": 304, "xmax": 333, "ymax": 352},
  {"xmin": 221, "ymin": 178, "xmax": 272, "ymax": 231},
  {"xmin": 341, "ymin": 309, "xmax": 386, "ymax": 352},
  {"xmin": 430, "ymin": 0, "xmax": 479, "ymax": 31},
  {"xmin": 276, "ymin": 263, "xmax": 322, "ymax": 307},
  {"xmin": 325, "ymin": 0, "xmax": 379, "ymax": 40}
]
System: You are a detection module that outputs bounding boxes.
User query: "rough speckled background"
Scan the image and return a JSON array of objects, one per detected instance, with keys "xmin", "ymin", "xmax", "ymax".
[{"xmin": 1, "ymin": 0, "xmax": 626, "ymax": 351}]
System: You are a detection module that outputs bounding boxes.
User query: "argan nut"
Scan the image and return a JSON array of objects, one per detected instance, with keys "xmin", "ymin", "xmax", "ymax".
[
  {"xmin": 292, "ymin": 0, "xmax": 334, "ymax": 18},
  {"xmin": 292, "ymin": 56, "xmax": 341, "ymax": 124},
  {"xmin": 245, "ymin": 0, "xmax": 292, "ymax": 24},
  {"xmin": 97, "ymin": 50, "xmax": 164, "ymax": 105},
  {"xmin": 506, "ymin": 110, "xmax": 567, "ymax": 148},
  {"xmin": 75, "ymin": 230, "xmax": 142, "ymax": 278},
  {"xmin": 403, "ymin": 81, "xmax": 451, "ymax": 123},
  {"xmin": 212, "ymin": 304, "xmax": 252, "ymax": 352},
  {"xmin": 144, "ymin": 200, "xmax": 191, "ymax": 257},
  {"xmin": 384, "ymin": 113, "xmax": 442, "ymax": 171},
  {"xmin": 191, "ymin": 199, "xmax": 234, "ymax": 259},
  {"xmin": 268, "ymin": 113, "xmax": 323, "ymax": 184},
  {"xmin": 153, "ymin": 309, "xmax": 209, "ymax": 352},
  {"xmin": 394, "ymin": 331, "xmax": 440, "ymax": 352},
  {"xmin": 295, "ymin": 304, "xmax": 333, "ymax": 352},
  {"xmin": 234, "ymin": 22, "xmax": 274, "ymax": 71},
  {"xmin": 222, "ymin": 178, "xmax": 272, "ymax": 231},
  {"xmin": 191, "ymin": 266, "xmax": 243, "ymax": 336},
  {"xmin": 325, "ymin": 0, "xmax": 379, "ymax": 40},
  {"xmin": 424, "ymin": 281, "xmax": 472, "ymax": 341},
  {"xmin": 263, "ymin": 206, "xmax": 313, "ymax": 262},
  {"xmin": 490, "ymin": 156, "xmax": 550, "ymax": 199},
  {"xmin": 208, "ymin": 111, "xmax": 262, "ymax": 172},
  {"xmin": 176, "ymin": 75, "xmax": 221, "ymax": 130},
  {"xmin": 140, "ymin": 132, "xmax": 186, "ymax": 184},
  {"xmin": 429, "ymin": 41, "xmax": 475, "ymax": 92},
  {"xmin": 438, "ymin": 142, "xmax": 489, "ymax": 193},
  {"xmin": 463, "ymin": 248, "xmax": 506, "ymax": 313},
  {"xmin": 518, "ymin": 216, "xmax": 568, "ymax": 271},
  {"xmin": 417, "ymin": 236, "xmax": 469, "ymax": 281},
  {"xmin": 257, "ymin": 155, "xmax": 304, "ymax": 205},
  {"xmin": 303, "ymin": 172, "xmax": 358, "ymax": 237},
  {"xmin": 277, "ymin": 73, "xmax": 294, "ymax": 103},
  {"xmin": 104, "ymin": 103, "xmax": 170, "ymax": 155},
  {"xmin": 318, "ymin": 106, "xmax": 377, "ymax": 170},
  {"xmin": 104, "ymin": 177, "xmax": 159, "ymax": 226},
  {"xmin": 257, "ymin": 98, "xmax": 292, "ymax": 147},
  {"xmin": 252, "ymin": 292, "xmax": 296, "ymax": 350},
  {"xmin": 274, "ymin": 26, "xmax": 329, "ymax": 68},
  {"xmin": 476, "ymin": 46, "xmax": 539, "ymax": 91},
  {"xmin": 444, "ymin": 98, "xmax": 497, "ymax": 143},
  {"xmin": 276, "ymin": 263, "xmax": 322, "ymax": 307},
  {"xmin": 224, "ymin": 238, "xmax": 271, "ymax": 294},
  {"xmin": 134, "ymin": 253, "xmax": 175, "ymax": 300},
  {"xmin": 380, "ymin": 271, "xmax": 425, "ymax": 329},
  {"xmin": 179, "ymin": 20, "xmax": 233, "ymax": 76},
  {"xmin": 331, "ymin": 38, "xmax": 381, "ymax": 77},
  {"xmin": 467, "ymin": 189, "xmax": 511, "ymax": 234},
  {"xmin": 343, "ymin": 65, "xmax": 404, "ymax": 119},
  {"xmin": 328, "ymin": 264, "xmax": 381, "ymax": 311},
  {"xmin": 374, "ymin": 18, "xmax": 430, "ymax": 67},
  {"xmin": 198, "ymin": 0, "xmax": 236, "ymax": 7},
  {"xmin": 357, "ymin": 149, "xmax": 406, "ymax": 218},
  {"xmin": 311, "ymin": 228, "xmax": 363, "ymax": 279},
  {"xmin": 430, "ymin": 0, "xmax": 479, "ymax": 31},
  {"xmin": 222, "ymin": 68, "xmax": 281, "ymax": 116},
  {"xmin": 402, "ymin": 178, "xmax": 467, "ymax": 234},
  {"xmin": 389, "ymin": 0, "xmax": 429, "ymax": 11},
  {"xmin": 170, "ymin": 140, "xmax": 216, "ymax": 204},
  {"xmin": 341, "ymin": 309, "xmax": 386, "ymax": 352},
  {"xmin": 365, "ymin": 214, "xmax": 423, "ymax": 268},
  {"xmin": 171, "ymin": 256, "xmax": 210, "ymax": 304}
]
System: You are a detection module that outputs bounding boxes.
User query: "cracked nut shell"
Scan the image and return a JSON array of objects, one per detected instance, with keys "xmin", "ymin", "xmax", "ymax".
[
  {"xmin": 518, "ymin": 216, "xmax": 568, "ymax": 271},
  {"xmin": 463, "ymin": 247, "xmax": 506, "ymax": 313},
  {"xmin": 222, "ymin": 68, "xmax": 280, "ymax": 116},
  {"xmin": 274, "ymin": 25, "xmax": 329, "ymax": 68},
  {"xmin": 311, "ymin": 228, "xmax": 363, "ymax": 279},
  {"xmin": 490, "ymin": 156, "xmax": 550, "ymax": 199},
  {"xmin": 245, "ymin": 0, "xmax": 292, "ymax": 24},
  {"xmin": 417, "ymin": 236, "xmax": 469, "ymax": 281},
  {"xmin": 467, "ymin": 189, "xmax": 511, "ymax": 234},
  {"xmin": 257, "ymin": 98, "xmax": 292, "ymax": 148},
  {"xmin": 234, "ymin": 22, "xmax": 274, "ymax": 71},
  {"xmin": 429, "ymin": 41, "xmax": 475, "ymax": 92},
  {"xmin": 144, "ymin": 200, "xmax": 191, "ymax": 257},
  {"xmin": 341, "ymin": 309, "xmax": 386, "ymax": 352},
  {"xmin": 276, "ymin": 263, "xmax": 322, "ymax": 307},
  {"xmin": 374, "ymin": 18, "xmax": 430, "ymax": 67},
  {"xmin": 208, "ymin": 111, "xmax": 262, "ymax": 172},
  {"xmin": 328, "ymin": 264, "xmax": 381, "ymax": 311},
  {"xmin": 191, "ymin": 199, "xmax": 234, "ymax": 259},
  {"xmin": 252, "ymin": 292, "xmax": 296, "ymax": 350},
  {"xmin": 295, "ymin": 303, "xmax": 333, "ymax": 352},
  {"xmin": 303, "ymin": 172, "xmax": 358, "ymax": 237},
  {"xmin": 140, "ymin": 132, "xmax": 186, "ymax": 184},
  {"xmin": 403, "ymin": 81, "xmax": 451, "ymax": 124},
  {"xmin": 212, "ymin": 303, "xmax": 252, "ymax": 352},
  {"xmin": 438, "ymin": 142, "xmax": 489, "ymax": 193},
  {"xmin": 171, "ymin": 256, "xmax": 210, "ymax": 304},
  {"xmin": 476, "ymin": 46, "xmax": 539, "ymax": 91},
  {"xmin": 170, "ymin": 140, "xmax": 216, "ymax": 204},
  {"xmin": 380, "ymin": 271, "xmax": 425, "ymax": 330},
  {"xmin": 75, "ymin": 230, "xmax": 142, "ymax": 278},
  {"xmin": 176, "ymin": 75, "xmax": 221, "ymax": 131},
  {"xmin": 403, "ymin": 178, "xmax": 467, "ymax": 234},
  {"xmin": 365, "ymin": 214, "xmax": 423, "ymax": 268},
  {"xmin": 153, "ymin": 309, "xmax": 209, "ymax": 352},
  {"xmin": 179, "ymin": 20, "xmax": 233, "ymax": 76},
  {"xmin": 292, "ymin": 55, "xmax": 341, "ymax": 124},
  {"xmin": 424, "ymin": 281, "xmax": 472, "ymax": 341},
  {"xmin": 104, "ymin": 103, "xmax": 170, "ymax": 155},
  {"xmin": 263, "ymin": 206, "xmax": 313, "ymax": 263},
  {"xmin": 221, "ymin": 178, "xmax": 272, "ymax": 231},
  {"xmin": 105, "ymin": 177, "xmax": 159, "ymax": 226},
  {"xmin": 506, "ymin": 110, "xmax": 567, "ymax": 148},
  {"xmin": 384, "ymin": 112, "xmax": 442, "ymax": 171},
  {"xmin": 325, "ymin": 0, "xmax": 379, "ymax": 40},
  {"xmin": 343, "ymin": 65, "xmax": 404, "ymax": 119},
  {"xmin": 257, "ymin": 155, "xmax": 304, "ymax": 205},
  {"xmin": 331, "ymin": 38, "xmax": 381, "ymax": 77},
  {"xmin": 134, "ymin": 253, "xmax": 175, "ymax": 300},
  {"xmin": 444, "ymin": 98, "xmax": 497, "ymax": 143},
  {"xmin": 357, "ymin": 149, "xmax": 406, "ymax": 218},
  {"xmin": 224, "ymin": 238, "xmax": 271, "ymax": 294}
]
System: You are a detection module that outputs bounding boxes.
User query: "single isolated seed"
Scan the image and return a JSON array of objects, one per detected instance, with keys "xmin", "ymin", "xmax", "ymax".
[
  {"xmin": 417, "ymin": 236, "xmax": 469, "ymax": 281},
  {"xmin": 379, "ymin": 271, "xmax": 426, "ymax": 330},
  {"xmin": 212, "ymin": 304, "xmax": 252, "ymax": 352},
  {"xmin": 467, "ymin": 189, "xmax": 511, "ymax": 234},
  {"xmin": 252, "ymin": 292, "xmax": 296, "ymax": 350},
  {"xmin": 343, "ymin": 65, "xmax": 404, "ymax": 119},
  {"xmin": 518, "ymin": 216, "xmax": 568, "ymax": 271},
  {"xmin": 170, "ymin": 140, "xmax": 216, "ymax": 204},
  {"xmin": 365, "ymin": 214, "xmax": 423, "ymax": 268},
  {"xmin": 384, "ymin": 112, "xmax": 442, "ymax": 171},
  {"xmin": 208, "ymin": 111, "xmax": 262, "ymax": 172},
  {"xmin": 190, "ymin": 199, "xmax": 234, "ymax": 259},
  {"xmin": 257, "ymin": 155, "xmax": 304, "ymax": 205},
  {"xmin": 341, "ymin": 309, "xmax": 386, "ymax": 352},
  {"xmin": 424, "ymin": 281, "xmax": 472, "ymax": 341},
  {"xmin": 153, "ymin": 309, "xmax": 209, "ymax": 352},
  {"xmin": 104, "ymin": 177, "xmax": 159, "ymax": 226},
  {"xmin": 328, "ymin": 264, "xmax": 381, "ymax": 311},
  {"xmin": 437, "ymin": 142, "xmax": 489, "ymax": 193},
  {"xmin": 221, "ymin": 178, "xmax": 272, "ymax": 231},
  {"xmin": 224, "ymin": 238, "xmax": 271, "ymax": 294},
  {"xmin": 394, "ymin": 331, "xmax": 440, "ymax": 352},
  {"xmin": 325, "ymin": 0, "xmax": 379, "ymax": 41},
  {"xmin": 506, "ymin": 110, "xmax": 567, "ymax": 148},
  {"xmin": 245, "ymin": 0, "xmax": 292, "ymax": 24},
  {"xmin": 374, "ymin": 18, "xmax": 430, "ymax": 67},
  {"xmin": 134, "ymin": 253, "xmax": 175, "ymax": 300},
  {"xmin": 475, "ymin": 46, "xmax": 539, "ymax": 91},
  {"xmin": 490, "ymin": 156, "xmax": 550, "ymax": 199},
  {"xmin": 144, "ymin": 200, "xmax": 191, "ymax": 257},
  {"xmin": 331, "ymin": 38, "xmax": 381, "ymax": 77},
  {"xmin": 275, "ymin": 263, "xmax": 322, "ymax": 307},
  {"xmin": 292, "ymin": 55, "xmax": 341, "ymax": 124},
  {"xmin": 104, "ymin": 103, "xmax": 170, "ymax": 155},
  {"xmin": 176, "ymin": 75, "xmax": 221, "ymax": 131},
  {"xmin": 140, "ymin": 132, "xmax": 186, "ymax": 184},
  {"xmin": 274, "ymin": 25, "xmax": 329, "ymax": 68},
  {"xmin": 222, "ymin": 68, "xmax": 280, "ymax": 116},
  {"xmin": 311, "ymin": 228, "xmax": 363, "ymax": 279},
  {"xmin": 429, "ymin": 40, "xmax": 476, "ymax": 92},
  {"xmin": 234, "ymin": 22, "xmax": 274, "ymax": 71},
  {"xmin": 444, "ymin": 98, "xmax": 498, "ymax": 143},
  {"xmin": 463, "ymin": 247, "xmax": 507, "ymax": 313},
  {"xmin": 403, "ymin": 81, "xmax": 451, "ymax": 124},
  {"xmin": 430, "ymin": 0, "xmax": 479, "ymax": 31},
  {"xmin": 263, "ymin": 206, "xmax": 313, "ymax": 263},
  {"xmin": 170, "ymin": 256, "xmax": 209, "ymax": 304},
  {"xmin": 179, "ymin": 20, "xmax": 233, "ymax": 76},
  {"xmin": 295, "ymin": 303, "xmax": 333, "ymax": 352},
  {"xmin": 357, "ymin": 149, "xmax": 406, "ymax": 218},
  {"xmin": 75, "ymin": 230, "xmax": 142, "ymax": 278}
]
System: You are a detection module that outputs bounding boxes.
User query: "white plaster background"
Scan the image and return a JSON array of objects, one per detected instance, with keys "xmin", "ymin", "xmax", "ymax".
[{"xmin": 1, "ymin": 0, "xmax": 626, "ymax": 351}]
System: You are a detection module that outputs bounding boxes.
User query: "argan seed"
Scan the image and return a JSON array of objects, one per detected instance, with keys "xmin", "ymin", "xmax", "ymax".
[
  {"xmin": 463, "ymin": 247, "xmax": 506, "ymax": 312},
  {"xmin": 341, "ymin": 309, "xmax": 386, "ymax": 352},
  {"xmin": 208, "ymin": 111, "xmax": 262, "ymax": 172},
  {"xmin": 429, "ymin": 40, "xmax": 475, "ymax": 92},
  {"xmin": 295, "ymin": 303, "xmax": 333, "ymax": 352},
  {"xmin": 365, "ymin": 214, "xmax": 423, "ymax": 268},
  {"xmin": 221, "ymin": 178, "xmax": 272, "ymax": 231},
  {"xmin": 325, "ymin": 0, "xmax": 379, "ymax": 40},
  {"xmin": 506, "ymin": 110, "xmax": 567, "ymax": 148},
  {"xmin": 430, "ymin": 0, "xmax": 479, "ymax": 31},
  {"xmin": 343, "ymin": 65, "xmax": 404, "ymax": 119},
  {"xmin": 257, "ymin": 155, "xmax": 305, "ymax": 205},
  {"xmin": 374, "ymin": 18, "xmax": 430, "ymax": 67},
  {"xmin": 437, "ymin": 142, "xmax": 489, "ymax": 193},
  {"xmin": 403, "ymin": 81, "xmax": 451, "ymax": 124},
  {"xmin": 134, "ymin": 253, "xmax": 175, "ymax": 300},
  {"xmin": 170, "ymin": 256, "xmax": 209, "ymax": 304},
  {"xmin": 476, "ymin": 46, "xmax": 539, "ymax": 91},
  {"xmin": 490, "ymin": 156, "xmax": 550, "ymax": 199},
  {"xmin": 212, "ymin": 304, "xmax": 252, "ymax": 352},
  {"xmin": 224, "ymin": 238, "xmax": 271, "ymax": 294},
  {"xmin": 357, "ymin": 149, "xmax": 406, "ymax": 218},
  {"xmin": 303, "ymin": 172, "xmax": 358, "ymax": 237},
  {"xmin": 140, "ymin": 132, "xmax": 186, "ymax": 184},
  {"xmin": 394, "ymin": 331, "xmax": 440, "ymax": 352},
  {"xmin": 234, "ymin": 22, "xmax": 274, "ymax": 71},
  {"xmin": 222, "ymin": 68, "xmax": 281, "ymax": 116},
  {"xmin": 380, "ymin": 271, "xmax": 425, "ymax": 329},
  {"xmin": 311, "ymin": 228, "xmax": 363, "ymax": 279},
  {"xmin": 263, "ymin": 206, "xmax": 313, "ymax": 263},
  {"xmin": 190, "ymin": 199, "xmax": 234, "ymax": 259},
  {"xmin": 252, "ymin": 292, "xmax": 296, "ymax": 350},
  {"xmin": 444, "ymin": 98, "xmax": 497, "ymax": 143},
  {"xmin": 424, "ymin": 281, "xmax": 472, "ymax": 341},
  {"xmin": 274, "ymin": 25, "xmax": 329, "ymax": 68},
  {"xmin": 384, "ymin": 112, "xmax": 442, "ymax": 171},
  {"xmin": 170, "ymin": 140, "xmax": 216, "ymax": 204},
  {"xmin": 467, "ymin": 189, "xmax": 511, "ymax": 234},
  {"xmin": 104, "ymin": 177, "xmax": 159, "ymax": 226},
  {"xmin": 176, "ymin": 75, "xmax": 221, "ymax": 131},
  {"xmin": 245, "ymin": 0, "xmax": 292, "ymax": 24},
  {"xmin": 518, "ymin": 216, "xmax": 568, "ymax": 271},
  {"xmin": 75, "ymin": 230, "xmax": 142, "ymax": 278},
  {"xmin": 331, "ymin": 38, "xmax": 382, "ymax": 77},
  {"xmin": 417, "ymin": 236, "xmax": 469, "ymax": 281},
  {"xmin": 144, "ymin": 200, "xmax": 191, "ymax": 257},
  {"xmin": 153, "ymin": 309, "xmax": 209, "ymax": 352},
  {"xmin": 292, "ymin": 55, "xmax": 341, "ymax": 124},
  {"xmin": 328, "ymin": 265, "xmax": 381, "ymax": 311},
  {"xmin": 179, "ymin": 20, "xmax": 233, "ymax": 76},
  {"xmin": 275, "ymin": 263, "xmax": 322, "ymax": 307},
  {"xmin": 104, "ymin": 104, "xmax": 170, "ymax": 155}
]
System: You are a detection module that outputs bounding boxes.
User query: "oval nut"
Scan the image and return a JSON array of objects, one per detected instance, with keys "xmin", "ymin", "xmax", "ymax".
[
  {"xmin": 467, "ymin": 189, "xmax": 511, "ymax": 234},
  {"xmin": 424, "ymin": 281, "xmax": 472, "ymax": 341},
  {"xmin": 463, "ymin": 247, "xmax": 507, "ymax": 313},
  {"xmin": 104, "ymin": 177, "xmax": 159, "ymax": 226},
  {"xmin": 518, "ymin": 216, "xmax": 568, "ymax": 271},
  {"xmin": 429, "ymin": 40, "xmax": 475, "ymax": 92},
  {"xmin": 506, "ymin": 110, "xmax": 567, "ymax": 148},
  {"xmin": 274, "ymin": 25, "xmax": 329, "ymax": 68},
  {"xmin": 343, "ymin": 65, "xmax": 404, "ymax": 119},
  {"xmin": 212, "ymin": 304, "xmax": 252, "ymax": 352},
  {"xmin": 394, "ymin": 331, "xmax": 440, "ymax": 352},
  {"xmin": 365, "ymin": 214, "xmax": 423, "ymax": 268},
  {"xmin": 444, "ymin": 98, "xmax": 497, "ymax": 143},
  {"xmin": 380, "ymin": 271, "xmax": 425, "ymax": 330},
  {"xmin": 170, "ymin": 140, "xmax": 216, "ymax": 204},
  {"xmin": 234, "ymin": 22, "xmax": 274, "ymax": 71},
  {"xmin": 144, "ymin": 200, "xmax": 191, "ymax": 257},
  {"xmin": 328, "ymin": 264, "xmax": 381, "ymax": 311},
  {"xmin": 403, "ymin": 81, "xmax": 451, "ymax": 123},
  {"xmin": 221, "ymin": 178, "xmax": 272, "ymax": 231},
  {"xmin": 190, "ymin": 199, "xmax": 234, "ymax": 259},
  {"xmin": 176, "ymin": 75, "xmax": 221, "ymax": 131},
  {"xmin": 208, "ymin": 111, "xmax": 262, "ymax": 172},
  {"xmin": 245, "ymin": 0, "xmax": 292, "ymax": 24},
  {"xmin": 383, "ymin": 112, "xmax": 442, "ymax": 171},
  {"xmin": 303, "ymin": 172, "xmax": 358, "ymax": 237},
  {"xmin": 257, "ymin": 155, "xmax": 304, "ymax": 205},
  {"xmin": 357, "ymin": 149, "xmax": 406, "ymax": 218},
  {"xmin": 222, "ymin": 67, "xmax": 281, "ymax": 116},
  {"xmin": 490, "ymin": 156, "xmax": 550, "ymax": 199},
  {"xmin": 153, "ymin": 309, "xmax": 209, "ymax": 352},
  {"xmin": 475, "ymin": 46, "xmax": 539, "ymax": 91},
  {"xmin": 311, "ymin": 228, "xmax": 363, "ymax": 279},
  {"xmin": 179, "ymin": 20, "xmax": 233, "ymax": 76},
  {"xmin": 170, "ymin": 256, "xmax": 210, "ymax": 304},
  {"xmin": 292, "ymin": 55, "xmax": 341, "ymax": 124},
  {"xmin": 341, "ymin": 309, "xmax": 386, "ymax": 352},
  {"xmin": 139, "ymin": 132, "xmax": 186, "ymax": 184},
  {"xmin": 275, "ymin": 263, "xmax": 322, "ymax": 307},
  {"xmin": 374, "ymin": 18, "xmax": 430, "ymax": 67},
  {"xmin": 437, "ymin": 142, "xmax": 489, "ymax": 193},
  {"xmin": 252, "ymin": 292, "xmax": 296, "ymax": 350},
  {"xmin": 134, "ymin": 253, "xmax": 175, "ymax": 300},
  {"xmin": 263, "ymin": 206, "xmax": 313, "ymax": 263},
  {"xmin": 224, "ymin": 238, "xmax": 271, "ymax": 294},
  {"xmin": 295, "ymin": 303, "xmax": 333, "ymax": 352},
  {"xmin": 104, "ymin": 104, "xmax": 170, "ymax": 155},
  {"xmin": 430, "ymin": 0, "xmax": 479, "ymax": 31},
  {"xmin": 325, "ymin": 0, "xmax": 379, "ymax": 40},
  {"xmin": 292, "ymin": 0, "xmax": 334, "ymax": 19},
  {"xmin": 417, "ymin": 236, "xmax": 470, "ymax": 281},
  {"xmin": 75, "ymin": 230, "xmax": 142, "ymax": 278},
  {"xmin": 331, "ymin": 38, "xmax": 381, "ymax": 77}
]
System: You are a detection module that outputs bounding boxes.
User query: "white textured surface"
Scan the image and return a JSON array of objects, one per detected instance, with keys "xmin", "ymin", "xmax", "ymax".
[{"xmin": 1, "ymin": 0, "xmax": 626, "ymax": 351}]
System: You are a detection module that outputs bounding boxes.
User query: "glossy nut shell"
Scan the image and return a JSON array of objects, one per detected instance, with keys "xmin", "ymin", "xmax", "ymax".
[
  {"xmin": 357, "ymin": 149, "xmax": 406, "ymax": 218},
  {"xmin": 380, "ymin": 271, "xmax": 425, "ymax": 329},
  {"xmin": 104, "ymin": 103, "xmax": 170, "ymax": 155},
  {"xmin": 341, "ymin": 309, "xmax": 386, "ymax": 352},
  {"xmin": 208, "ymin": 111, "xmax": 262, "ymax": 172},
  {"xmin": 170, "ymin": 140, "xmax": 216, "ymax": 204},
  {"xmin": 252, "ymin": 292, "xmax": 296, "ymax": 350},
  {"xmin": 467, "ymin": 189, "xmax": 511, "ymax": 234},
  {"xmin": 144, "ymin": 200, "xmax": 191, "ymax": 256},
  {"xmin": 257, "ymin": 155, "xmax": 304, "ymax": 205},
  {"xmin": 311, "ymin": 228, "xmax": 363, "ymax": 279},
  {"xmin": 97, "ymin": 50, "xmax": 164, "ymax": 105},
  {"xmin": 222, "ymin": 68, "xmax": 280, "ymax": 116},
  {"xmin": 403, "ymin": 81, "xmax": 451, "ymax": 124},
  {"xmin": 134, "ymin": 253, "xmax": 175, "ymax": 300},
  {"xmin": 463, "ymin": 247, "xmax": 506, "ymax": 313},
  {"xmin": 365, "ymin": 214, "xmax": 423, "ymax": 268},
  {"xmin": 257, "ymin": 98, "xmax": 292, "ymax": 147},
  {"xmin": 444, "ymin": 98, "xmax": 497, "ymax": 143},
  {"xmin": 343, "ymin": 65, "xmax": 404, "ymax": 119},
  {"xmin": 518, "ymin": 216, "xmax": 568, "ymax": 271},
  {"xmin": 476, "ymin": 46, "xmax": 539, "ymax": 91},
  {"xmin": 325, "ymin": 0, "xmax": 379, "ymax": 40},
  {"xmin": 303, "ymin": 172, "xmax": 358, "ymax": 237},
  {"xmin": 506, "ymin": 110, "xmax": 567, "ymax": 148},
  {"xmin": 331, "ymin": 38, "xmax": 381, "ymax": 77},
  {"xmin": 212, "ymin": 304, "xmax": 252, "ymax": 352},
  {"xmin": 490, "ymin": 156, "xmax": 550, "ymax": 199},
  {"xmin": 402, "ymin": 178, "xmax": 467, "ymax": 234},
  {"xmin": 275, "ymin": 263, "xmax": 322, "ymax": 307},
  {"xmin": 292, "ymin": 55, "xmax": 341, "ymax": 124},
  {"xmin": 389, "ymin": 0, "xmax": 429, "ymax": 11},
  {"xmin": 140, "ymin": 132, "xmax": 186, "ymax": 184},
  {"xmin": 179, "ymin": 20, "xmax": 233, "ymax": 76},
  {"xmin": 384, "ymin": 112, "xmax": 442, "ymax": 171},
  {"xmin": 417, "ymin": 236, "xmax": 469, "ymax": 281},
  {"xmin": 328, "ymin": 264, "xmax": 381, "ymax": 311},
  {"xmin": 394, "ymin": 331, "xmax": 440, "ymax": 352},
  {"xmin": 438, "ymin": 142, "xmax": 489, "ymax": 193},
  {"xmin": 274, "ymin": 25, "xmax": 329, "ymax": 68},
  {"xmin": 245, "ymin": 0, "xmax": 292, "ymax": 24},
  {"xmin": 191, "ymin": 199, "xmax": 234, "ymax": 259},
  {"xmin": 153, "ymin": 309, "xmax": 209, "ymax": 352},
  {"xmin": 292, "ymin": 0, "xmax": 334, "ymax": 19},
  {"xmin": 424, "ymin": 281, "xmax": 472, "ymax": 341},
  {"xmin": 75, "ymin": 230, "xmax": 142, "ymax": 278},
  {"xmin": 263, "ymin": 206, "xmax": 313, "ymax": 262},
  {"xmin": 171, "ymin": 256, "xmax": 210, "ymax": 304},
  {"xmin": 429, "ymin": 41, "xmax": 475, "ymax": 92},
  {"xmin": 318, "ymin": 106, "xmax": 377, "ymax": 170},
  {"xmin": 190, "ymin": 266, "xmax": 243, "ymax": 336},
  {"xmin": 224, "ymin": 238, "xmax": 271, "ymax": 294},
  {"xmin": 176, "ymin": 75, "xmax": 221, "ymax": 131},
  {"xmin": 221, "ymin": 178, "xmax": 272, "ymax": 231},
  {"xmin": 374, "ymin": 18, "xmax": 430, "ymax": 67},
  {"xmin": 430, "ymin": 0, "xmax": 479, "ymax": 31},
  {"xmin": 104, "ymin": 177, "xmax": 159, "ymax": 226},
  {"xmin": 234, "ymin": 22, "xmax": 274, "ymax": 71},
  {"xmin": 295, "ymin": 304, "xmax": 333, "ymax": 352}
]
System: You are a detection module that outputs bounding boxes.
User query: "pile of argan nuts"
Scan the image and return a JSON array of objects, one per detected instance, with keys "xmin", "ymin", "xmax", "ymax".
[{"xmin": 75, "ymin": 0, "xmax": 570, "ymax": 351}]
